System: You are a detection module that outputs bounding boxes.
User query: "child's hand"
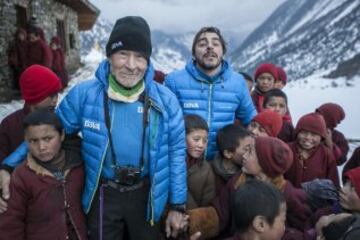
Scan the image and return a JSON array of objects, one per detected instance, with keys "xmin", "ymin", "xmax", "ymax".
[{"xmin": 0, "ymin": 169, "xmax": 11, "ymax": 213}]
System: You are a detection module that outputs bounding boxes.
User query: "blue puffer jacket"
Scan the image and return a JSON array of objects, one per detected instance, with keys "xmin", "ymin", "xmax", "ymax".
[
  {"xmin": 165, "ymin": 60, "xmax": 256, "ymax": 160},
  {"xmin": 4, "ymin": 60, "xmax": 187, "ymax": 223}
]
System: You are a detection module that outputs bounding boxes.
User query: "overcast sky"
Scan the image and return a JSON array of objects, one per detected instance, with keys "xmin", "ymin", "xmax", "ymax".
[{"xmin": 90, "ymin": 0, "xmax": 285, "ymax": 36}]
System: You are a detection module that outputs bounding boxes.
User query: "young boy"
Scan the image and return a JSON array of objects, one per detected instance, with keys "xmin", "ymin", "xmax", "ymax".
[
  {"xmin": 185, "ymin": 114, "xmax": 216, "ymax": 209},
  {"xmin": 284, "ymin": 113, "xmax": 339, "ymax": 188},
  {"xmin": 0, "ymin": 64, "xmax": 62, "ymax": 163},
  {"xmin": 0, "ymin": 109, "xmax": 86, "ymax": 239},
  {"xmin": 247, "ymin": 109, "xmax": 283, "ymax": 138},
  {"xmin": 263, "ymin": 88, "xmax": 294, "ymax": 142},
  {"xmin": 251, "ymin": 63, "xmax": 278, "ymax": 113},
  {"xmin": 316, "ymin": 103, "xmax": 349, "ymax": 166},
  {"xmin": 227, "ymin": 180, "xmax": 286, "ymax": 240},
  {"xmin": 212, "ymin": 124, "xmax": 254, "ymax": 195},
  {"xmin": 187, "ymin": 136, "xmax": 311, "ymax": 239},
  {"xmin": 274, "ymin": 66, "xmax": 287, "ymax": 90}
]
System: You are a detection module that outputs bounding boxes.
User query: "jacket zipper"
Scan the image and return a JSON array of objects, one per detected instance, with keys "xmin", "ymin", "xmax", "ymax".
[{"xmin": 206, "ymin": 83, "xmax": 213, "ymax": 158}]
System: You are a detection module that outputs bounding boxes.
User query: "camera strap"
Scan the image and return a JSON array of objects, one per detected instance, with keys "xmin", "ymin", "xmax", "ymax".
[{"xmin": 103, "ymin": 91, "xmax": 150, "ymax": 171}]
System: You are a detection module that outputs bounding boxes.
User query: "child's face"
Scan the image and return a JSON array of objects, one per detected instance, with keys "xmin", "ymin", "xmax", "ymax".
[
  {"xmin": 186, "ymin": 129, "xmax": 208, "ymax": 159},
  {"xmin": 25, "ymin": 124, "xmax": 64, "ymax": 162},
  {"xmin": 263, "ymin": 202, "xmax": 287, "ymax": 240},
  {"xmin": 264, "ymin": 96, "xmax": 287, "ymax": 116},
  {"xmin": 30, "ymin": 93, "xmax": 59, "ymax": 112},
  {"xmin": 296, "ymin": 130, "xmax": 322, "ymax": 150},
  {"xmin": 241, "ymin": 142, "xmax": 262, "ymax": 175},
  {"xmin": 256, "ymin": 73, "xmax": 275, "ymax": 92},
  {"xmin": 274, "ymin": 81, "xmax": 285, "ymax": 90},
  {"xmin": 340, "ymin": 180, "xmax": 360, "ymax": 212},
  {"xmin": 248, "ymin": 121, "xmax": 269, "ymax": 137},
  {"xmin": 227, "ymin": 136, "xmax": 255, "ymax": 166}
]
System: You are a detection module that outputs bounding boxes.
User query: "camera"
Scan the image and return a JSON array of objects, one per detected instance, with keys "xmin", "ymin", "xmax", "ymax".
[{"xmin": 114, "ymin": 166, "xmax": 141, "ymax": 186}]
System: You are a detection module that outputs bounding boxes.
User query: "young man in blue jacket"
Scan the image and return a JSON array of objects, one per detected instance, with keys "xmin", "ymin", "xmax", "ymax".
[
  {"xmin": 165, "ymin": 27, "xmax": 256, "ymax": 160},
  {"xmin": 0, "ymin": 16, "xmax": 187, "ymax": 239}
]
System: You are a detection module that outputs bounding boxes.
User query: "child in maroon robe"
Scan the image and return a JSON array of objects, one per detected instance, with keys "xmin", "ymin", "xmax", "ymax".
[
  {"xmin": 50, "ymin": 36, "xmax": 69, "ymax": 89},
  {"xmin": 247, "ymin": 109, "xmax": 283, "ymax": 138},
  {"xmin": 263, "ymin": 88, "xmax": 294, "ymax": 143},
  {"xmin": 285, "ymin": 113, "xmax": 340, "ymax": 188},
  {"xmin": 316, "ymin": 103, "xmax": 349, "ymax": 166},
  {"xmin": 251, "ymin": 63, "xmax": 278, "ymax": 113}
]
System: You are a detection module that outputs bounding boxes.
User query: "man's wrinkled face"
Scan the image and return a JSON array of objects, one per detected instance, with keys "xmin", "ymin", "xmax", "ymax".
[{"xmin": 110, "ymin": 50, "xmax": 147, "ymax": 88}]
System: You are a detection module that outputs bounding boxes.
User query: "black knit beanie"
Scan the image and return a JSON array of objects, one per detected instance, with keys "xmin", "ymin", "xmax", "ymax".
[{"xmin": 106, "ymin": 16, "xmax": 152, "ymax": 61}]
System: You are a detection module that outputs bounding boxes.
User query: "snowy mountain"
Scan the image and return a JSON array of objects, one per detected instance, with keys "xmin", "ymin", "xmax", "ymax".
[
  {"xmin": 230, "ymin": 0, "xmax": 360, "ymax": 81},
  {"xmin": 79, "ymin": 18, "xmax": 241, "ymax": 73}
]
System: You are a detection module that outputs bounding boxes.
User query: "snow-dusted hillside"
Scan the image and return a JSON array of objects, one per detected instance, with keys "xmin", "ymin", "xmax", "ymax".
[{"xmin": 231, "ymin": 0, "xmax": 360, "ymax": 81}]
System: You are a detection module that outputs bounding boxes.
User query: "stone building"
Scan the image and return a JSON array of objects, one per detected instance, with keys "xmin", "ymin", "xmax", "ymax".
[{"xmin": 0, "ymin": 0, "xmax": 99, "ymax": 102}]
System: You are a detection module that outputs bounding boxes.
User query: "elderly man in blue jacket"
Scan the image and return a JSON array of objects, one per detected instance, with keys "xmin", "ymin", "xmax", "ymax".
[
  {"xmin": 0, "ymin": 16, "xmax": 187, "ymax": 239},
  {"xmin": 165, "ymin": 27, "xmax": 256, "ymax": 160}
]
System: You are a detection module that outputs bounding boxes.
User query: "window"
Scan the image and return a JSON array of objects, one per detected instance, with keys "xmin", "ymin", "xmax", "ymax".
[
  {"xmin": 56, "ymin": 19, "xmax": 67, "ymax": 51},
  {"xmin": 69, "ymin": 33, "xmax": 75, "ymax": 49},
  {"xmin": 15, "ymin": 5, "xmax": 27, "ymax": 29}
]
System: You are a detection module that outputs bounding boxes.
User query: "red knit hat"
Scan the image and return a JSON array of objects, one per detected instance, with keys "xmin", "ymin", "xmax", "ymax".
[
  {"xmin": 316, "ymin": 103, "xmax": 345, "ymax": 129},
  {"xmin": 277, "ymin": 66, "xmax": 287, "ymax": 85},
  {"xmin": 295, "ymin": 113, "xmax": 327, "ymax": 139},
  {"xmin": 20, "ymin": 65, "xmax": 62, "ymax": 104},
  {"xmin": 254, "ymin": 63, "xmax": 278, "ymax": 81},
  {"xmin": 255, "ymin": 136, "xmax": 293, "ymax": 178},
  {"xmin": 253, "ymin": 110, "xmax": 283, "ymax": 137},
  {"xmin": 344, "ymin": 167, "xmax": 360, "ymax": 197}
]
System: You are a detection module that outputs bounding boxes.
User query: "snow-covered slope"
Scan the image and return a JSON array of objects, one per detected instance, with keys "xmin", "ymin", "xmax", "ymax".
[{"xmin": 231, "ymin": 0, "xmax": 360, "ymax": 81}]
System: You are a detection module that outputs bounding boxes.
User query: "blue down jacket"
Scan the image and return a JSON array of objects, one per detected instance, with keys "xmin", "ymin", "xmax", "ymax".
[
  {"xmin": 4, "ymin": 60, "xmax": 187, "ymax": 223},
  {"xmin": 165, "ymin": 60, "xmax": 256, "ymax": 160}
]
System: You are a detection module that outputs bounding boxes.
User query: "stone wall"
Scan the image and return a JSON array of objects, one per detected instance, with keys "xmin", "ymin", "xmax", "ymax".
[{"xmin": 0, "ymin": 0, "xmax": 81, "ymax": 102}]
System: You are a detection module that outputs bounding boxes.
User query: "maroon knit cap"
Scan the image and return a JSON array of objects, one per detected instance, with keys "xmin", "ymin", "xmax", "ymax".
[
  {"xmin": 277, "ymin": 66, "xmax": 287, "ymax": 85},
  {"xmin": 344, "ymin": 167, "xmax": 360, "ymax": 197},
  {"xmin": 316, "ymin": 103, "xmax": 345, "ymax": 129},
  {"xmin": 295, "ymin": 113, "xmax": 327, "ymax": 139},
  {"xmin": 254, "ymin": 63, "xmax": 278, "ymax": 81},
  {"xmin": 255, "ymin": 136, "xmax": 293, "ymax": 178},
  {"xmin": 253, "ymin": 110, "xmax": 283, "ymax": 137},
  {"xmin": 20, "ymin": 65, "xmax": 62, "ymax": 104}
]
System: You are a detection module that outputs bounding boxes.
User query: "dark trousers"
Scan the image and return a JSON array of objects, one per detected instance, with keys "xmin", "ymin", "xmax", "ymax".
[{"xmin": 87, "ymin": 182, "xmax": 160, "ymax": 240}]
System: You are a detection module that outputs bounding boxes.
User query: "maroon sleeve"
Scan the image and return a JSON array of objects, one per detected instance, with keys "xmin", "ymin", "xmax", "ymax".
[
  {"xmin": 211, "ymin": 172, "xmax": 242, "ymax": 234},
  {"xmin": 0, "ymin": 167, "xmax": 28, "ymax": 239},
  {"xmin": 326, "ymin": 148, "xmax": 340, "ymax": 188}
]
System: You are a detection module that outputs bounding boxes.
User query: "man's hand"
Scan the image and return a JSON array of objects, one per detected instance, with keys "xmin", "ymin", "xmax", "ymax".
[
  {"xmin": 0, "ymin": 169, "xmax": 11, "ymax": 213},
  {"xmin": 165, "ymin": 210, "xmax": 188, "ymax": 238}
]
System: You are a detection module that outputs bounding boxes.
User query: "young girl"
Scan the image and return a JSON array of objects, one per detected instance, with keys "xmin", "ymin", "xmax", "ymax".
[
  {"xmin": 0, "ymin": 109, "xmax": 86, "ymax": 240},
  {"xmin": 285, "ymin": 113, "xmax": 339, "ymax": 188},
  {"xmin": 185, "ymin": 114, "xmax": 215, "ymax": 210}
]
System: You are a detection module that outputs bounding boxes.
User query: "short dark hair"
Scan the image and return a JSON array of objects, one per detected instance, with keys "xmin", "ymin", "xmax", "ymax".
[
  {"xmin": 27, "ymin": 26, "xmax": 40, "ymax": 36},
  {"xmin": 184, "ymin": 114, "xmax": 208, "ymax": 134},
  {"xmin": 192, "ymin": 26, "xmax": 227, "ymax": 56},
  {"xmin": 263, "ymin": 88, "xmax": 288, "ymax": 108},
  {"xmin": 23, "ymin": 109, "xmax": 63, "ymax": 134},
  {"xmin": 216, "ymin": 124, "xmax": 251, "ymax": 155},
  {"xmin": 232, "ymin": 179, "xmax": 285, "ymax": 233},
  {"xmin": 239, "ymin": 72, "xmax": 253, "ymax": 83}
]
